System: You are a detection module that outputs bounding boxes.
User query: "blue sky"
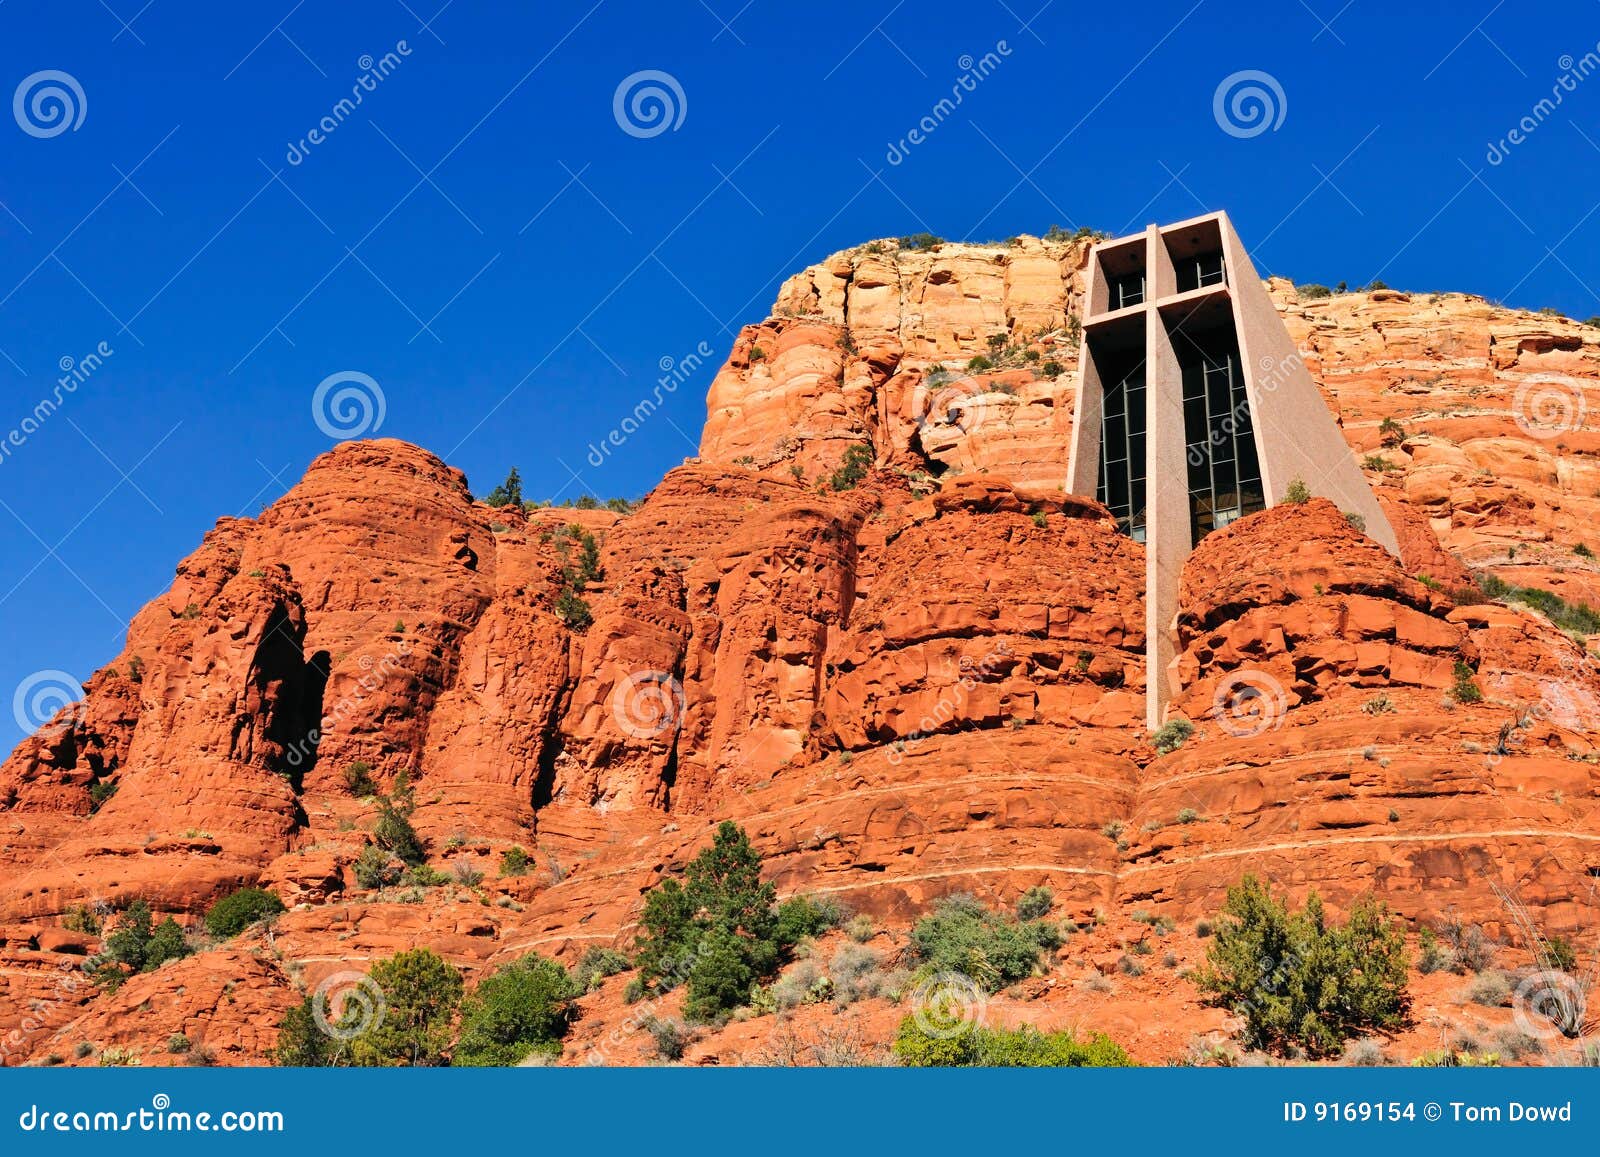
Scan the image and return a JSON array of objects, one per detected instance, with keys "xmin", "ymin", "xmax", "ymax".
[{"xmin": 2, "ymin": 0, "xmax": 1598, "ymax": 748}]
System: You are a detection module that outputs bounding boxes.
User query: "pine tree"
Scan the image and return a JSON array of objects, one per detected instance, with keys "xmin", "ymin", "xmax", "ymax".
[
  {"xmin": 485, "ymin": 468, "xmax": 524, "ymax": 509},
  {"xmin": 350, "ymin": 949, "xmax": 463, "ymax": 1067}
]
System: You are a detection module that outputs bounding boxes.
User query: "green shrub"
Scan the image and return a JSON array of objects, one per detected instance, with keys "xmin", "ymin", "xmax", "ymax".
[
  {"xmin": 373, "ymin": 774, "xmax": 425, "ymax": 865},
  {"xmin": 827, "ymin": 443, "xmax": 873, "ymax": 491},
  {"xmin": 1379, "ymin": 416, "xmax": 1406, "ymax": 446},
  {"xmin": 274, "ymin": 997, "xmax": 342, "ymax": 1066},
  {"xmin": 893, "ymin": 1017, "xmax": 1134, "ymax": 1067},
  {"xmin": 898, "ymin": 233, "xmax": 943, "ymax": 251},
  {"xmin": 354, "ymin": 845, "xmax": 401, "ymax": 889},
  {"xmin": 775, "ymin": 894, "xmax": 846, "ymax": 945},
  {"xmin": 1475, "ymin": 573, "xmax": 1600, "ymax": 635},
  {"xmin": 454, "ymin": 954, "xmax": 577, "ymax": 1066},
  {"xmin": 1450, "ymin": 661, "xmax": 1483, "ymax": 704},
  {"xmin": 1030, "ymin": 511, "xmax": 1048, "ymax": 529},
  {"xmin": 1195, "ymin": 875, "xmax": 1409, "ymax": 1057},
  {"xmin": 1297, "ymin": 283, "xmax": 1332, "ymax": 299},
  {"xmin": 1015, "ymin": 886, "xmax": 1054, "ymax": 921},
  {"xmin": 1040, "ymin": 359, "xmax": 1064, "ymax": 376},
  {"xmin": 499, "ymin": 846, "xmax": 531, "ymax": 877},
  {"xmin": 1545, "ymin": 935, "xmax": 1578, "ymax": 972},
  {"xmin": 1282, "ymin": 477, "xmax": 1311, "ymax": 504},
  {"xmin": 204, "ymin": 887, "xmax": 285, "ymax": 939},
  {"xmin": 965, "ymin": 355, "xmax": 993, "ymax": 373},
  {"xmin": 570, "ymin": 530, "xmax": 602, "ymax": 585},
  {"xmin": 646, "ymin": 1016, "xmax": 691, "ymax": 1060},
  {"xmin": 574, "ymin": 947, "xmax": 632, "ymax": 992},
  {"xmin": 343, "ymin": 761, "xmax": 376, "ymax": 796},
  {"xmin": 907, "ymin": 894, "xmax": 1052, "ymax": 992},
  {"xmin": 403, "ymin": 863, "xmax": 450, "ymax": 887},
  {"xmin": 166, "ymin": 1033, "xmax": 191, "ymax": 1054},
  {"xmin": 99, "ymin": 901, "xmax": 191, "ymax": 977},
  {"xmin": 350, "ymin": 949, "xmax": 464, "ymax": 1067},
  {"xmin": 1150, "ymin": 718, "xmax": 1193, "ymax": 755},
  {"xmin": 62, "ymin": 903, "xmax": 103, "ymax": 935},
  {"xmin": 554, "ymin": 588, "xmax": 593, "ymax": 630}
]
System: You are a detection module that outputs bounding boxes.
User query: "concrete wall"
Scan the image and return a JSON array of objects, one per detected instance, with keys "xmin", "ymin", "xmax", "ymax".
[
  {"xmin": 1218, "ymin": 219, "xmax": 1399, "ymax": 555},
  {"xmin": 1143, "ymin": 287, "xmax": 1190, "ymax": 729}
]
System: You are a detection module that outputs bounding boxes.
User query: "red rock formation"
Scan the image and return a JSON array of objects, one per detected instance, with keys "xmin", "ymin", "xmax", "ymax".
[{"xmin": 4, "ymin": 236, "xmax": 1600, "ymax": 1067}]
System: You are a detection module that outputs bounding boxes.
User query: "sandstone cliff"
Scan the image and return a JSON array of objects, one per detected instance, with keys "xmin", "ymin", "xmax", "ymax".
[{"xmin": 3, "ymin": 235, "xmax": 1598, "ymax": 1066}]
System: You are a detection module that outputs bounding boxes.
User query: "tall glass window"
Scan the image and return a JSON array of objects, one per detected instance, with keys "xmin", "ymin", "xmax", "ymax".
[
  {"xmin": 1176, "ymin": 328, "xmax": 1262, "ymax": 542},
  {"xmin": 1096, "ymin": 358, "xmax": 1147, "ymax": 542}
]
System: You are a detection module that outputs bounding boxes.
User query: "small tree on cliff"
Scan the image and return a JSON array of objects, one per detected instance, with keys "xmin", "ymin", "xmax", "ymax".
[
  {"xmin": 373, "ymin": 772, "xmax": 425, "ymax": 865},
  {"xmin": 96, "ymin": 900, "xmax": 191, "ymax": 985},
  {"xmin": 1195, "ymin": 875, "xmax": 1409, "ymax": 1057},
  {"xmin": 350, "ymin": 948, "xmax": 464, "ymax": 1067},
  {"xmin": 634, "ymin": 821, "xmax": 783, "ymax": 1019},
  {"xmin": 485, "ymin": 468, "xmax": 524, "ymax": 509}
]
